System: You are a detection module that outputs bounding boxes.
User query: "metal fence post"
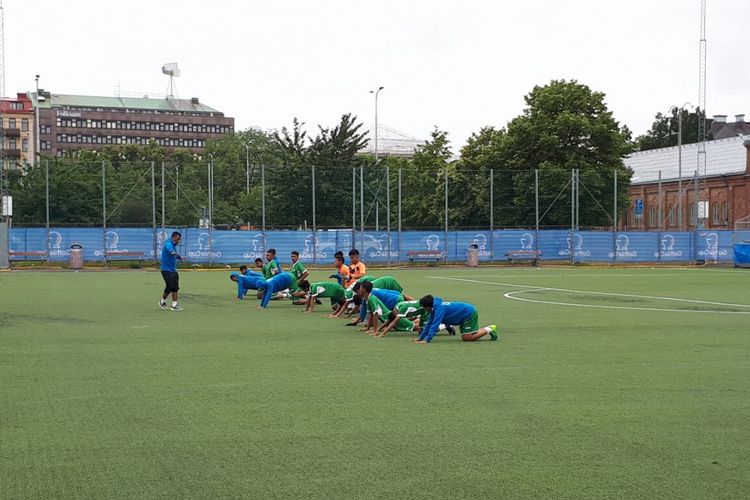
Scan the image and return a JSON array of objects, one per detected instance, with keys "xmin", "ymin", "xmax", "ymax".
[
  {"xmin": 613, "ymin": 168, "xmax": 617, "ymax": 266},
  {"xmin": 102, "ymin": 161, "xmax": 107, "ymax": 257},
  {"xmin": 151, "ymin": 161, "xmax": 157, "ymax": 262},
  {"xmin": 312, "ymin": 164, "xmax": 316, "ymax": 264},
  {"xmin": 261, "ymin": 164, "xmax": 266, "ymax": 231},
  {"xmin": 352, "ymin": 167, "xmax": 356, "ymax": 245},
  {"xmin": 535, "ymin": 169, "xmax": 539, "ymax": 254},
  {"xmin": 490, "ymin": 168, "xmax": 494, "ymax": 260},
  {"xmin": 398, "ymin": 166, "xmax": 402, "ymax": 263},
  {"xmin": 444, "ymin": 167, "xmax": 448, "ymax": 263},
  {"xmin": 386, "ymin": 164, "xmax": 391, "ymax": 265},
  {"xmin": 161, "ymin": 162, "xmax": 166, "ymax": 229},
  {"xmin": 45, "ymin": 159, "xmax": 50, "ymax": 263},
  {"xmin": 360, "ymin": 164, "xmax": 364, "ymax": 249}
]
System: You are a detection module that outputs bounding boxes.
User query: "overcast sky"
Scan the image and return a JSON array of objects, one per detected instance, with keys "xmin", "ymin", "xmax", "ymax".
[{"xmin": 5, "ymin": 0, "xmax": 748, "ymax": 149}]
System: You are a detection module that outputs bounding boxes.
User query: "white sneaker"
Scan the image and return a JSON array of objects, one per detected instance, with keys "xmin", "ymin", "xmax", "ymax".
[
  {"xmin": 170, "ymin": 304, "xmax": 183, "ymax": 311},
  {"xmin": 159, "ymin": 300, "xmax": 167, "ymax": 310}
]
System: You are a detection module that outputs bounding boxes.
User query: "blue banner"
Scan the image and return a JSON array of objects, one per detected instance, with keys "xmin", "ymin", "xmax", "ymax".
[{"xmin": 8, "ymin": 227, "xmax": 742, "ymax": 265}]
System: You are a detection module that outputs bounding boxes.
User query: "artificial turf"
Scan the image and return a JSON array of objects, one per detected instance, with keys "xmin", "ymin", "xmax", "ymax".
[{"xmin": 1, "ymin": 266, "xmax": 749, "ymax": 498}]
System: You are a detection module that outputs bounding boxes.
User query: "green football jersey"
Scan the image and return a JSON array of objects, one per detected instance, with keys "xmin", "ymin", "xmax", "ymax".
[
  {"xmin": 310, "ymin": 282, "xmax": 346, "ymax": 303},
  {"xmin": 263, "ymin": 260, "xmax": 279, "ymax": 279},
  {"xmin": 366, "ymin": 293, "xmax": 390, "ymax": 322},
  {"xmin": 395, "ymin": 300, "xmax": 428, "ymax": 323},
  {"xmin": 290, "ymin": 260, "xmax": 306, "ymax": 279},
  {"xmin": 371, "ymin": 276, "xmax": 403, "ymax": 293}
]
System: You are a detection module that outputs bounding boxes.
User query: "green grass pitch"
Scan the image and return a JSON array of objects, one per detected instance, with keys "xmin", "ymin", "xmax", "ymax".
[{"xmin": 2, "ymin": 266, "xmax": 749, "ymax": 498}]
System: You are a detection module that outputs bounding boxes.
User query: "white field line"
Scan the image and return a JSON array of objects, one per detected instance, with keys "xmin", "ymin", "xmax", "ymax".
[
  {"xmin": 429, "ymin": 276, "xmax": 750, "ymax": 311},
  {"xmin": 502, "ymin": 289, "xmax": 750, "ymax": 315}
]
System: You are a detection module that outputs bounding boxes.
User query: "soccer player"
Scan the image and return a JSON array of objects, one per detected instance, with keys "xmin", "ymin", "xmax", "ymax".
[
  {"xmin": 263, "ymin": 249, "xmax": 281, "ymax": 279},
  {"xmin": 332, "ymin": 254, "xmax": 349, "ymax": 286},
  {"xmin": 378, "ymin": 300, "xmax": 428, "ymax": 337},
  {"xmin": 239, "ymin": 264, "xmax": 262, "ymax": 278},
  {"xmin": 256, "ymin": 272, "xmax": 294, "ymax": 309},
  {"xmin": 356, "ymin": 280, "xmax": 393, "ymax": 336},
  {"xmin": 329, "ymin": 276, "xmax": 377, "ymax": 318},
  {"xmin": 329, "ymin": 251, "xmax": 345, "ymax": 285},
  {"xmin": 349, "ymin": 282, "xmax": 404, "ymax": 327},
  {"xmin": 229, "ymin": 271, "xmax": 264, "ymax": 300},
  {"xmin": 344, "ymin": 249, "xmax": 366, "ymax": 288},
  {"xmin": 414, "ymin": 295, "xmax": 498, "ymax": 344},
  {"xmin": 159, "ymin": 231, "xmax": 184, "ymax": 311},
  {"xmin": 297, "ymin": 279, "xmax": 347, "ymax": 313},
  {"xmin": 289, "ymin": 250, "xmax": 309, "ymax": 299},
  {"xmin": 368, "ymin": 275, "xmax": 414, "ymax": 300}
]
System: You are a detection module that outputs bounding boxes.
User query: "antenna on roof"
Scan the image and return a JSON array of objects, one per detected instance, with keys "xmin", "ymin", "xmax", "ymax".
[{"xmin": 162, "ymin": 62, "xmax": 180, "ymax": 99}]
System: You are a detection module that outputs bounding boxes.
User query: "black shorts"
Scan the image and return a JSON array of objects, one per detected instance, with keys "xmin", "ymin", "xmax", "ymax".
[{"xmin": 161, "ymin": 271, "xmax": 179, "ymax": 294}]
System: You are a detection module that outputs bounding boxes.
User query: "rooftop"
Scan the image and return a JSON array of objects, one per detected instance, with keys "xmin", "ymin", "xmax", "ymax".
[
  {"xmin": 30, "ymin": 92, "xmax": 223, "ymax": 115},
  {"xmin": 625, "ymin": 135, "xmax": 749, "ymax": 185}
]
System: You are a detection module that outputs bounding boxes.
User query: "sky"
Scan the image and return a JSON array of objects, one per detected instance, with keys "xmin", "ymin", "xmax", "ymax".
[{"xmin": 4, "ymin": 0, "xmax": 749, "ymax": 150}]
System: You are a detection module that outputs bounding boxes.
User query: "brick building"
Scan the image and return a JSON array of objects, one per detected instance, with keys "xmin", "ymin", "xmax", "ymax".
[
  {"xmin": 0, "ymin": 92, "xmax": 36, "ymax": 170},
  {"xmin": 625, "ymin": 134, "xmax": 750, "ymax": 230},
  {"xmin": 32, "ymin": 91, "xmax": 234, "ymax": 158}
]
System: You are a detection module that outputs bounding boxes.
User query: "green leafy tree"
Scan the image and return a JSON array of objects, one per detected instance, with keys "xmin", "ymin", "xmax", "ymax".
[
  {"xmin": 400, "ymin": 128, "xmax": 452, "ymax": 228},
  {"xmin": 634, "ymin": 107, "xmax": 711, "ymax": 151},
  {"xmin": 498, "ymin": 80, "xmax": 632, "ymax": 227}
]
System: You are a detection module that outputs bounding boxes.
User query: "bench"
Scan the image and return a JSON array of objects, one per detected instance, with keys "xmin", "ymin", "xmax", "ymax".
[
  {"xmin": 9, "ymin": 250, "xmax": 49, "ymax": 261},
  {"xmin": 505, "ymin": 249, "xmax": 542, "ymax": 265},
  {"xmin": 105, "ymin": 250, "xmax": 146, "ymax": 266},
  {"xmin": 407, "ymin": 250, "xmax": 445, "ymax": 263}
]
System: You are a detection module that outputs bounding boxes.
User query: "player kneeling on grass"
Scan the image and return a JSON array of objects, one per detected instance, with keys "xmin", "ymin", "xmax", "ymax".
[
  {"xmin": 256, "ymin": 272, "xmax": 294, "ymax": 309},
  {"xmin": 349, "ymin": 283, "xmax": 404, "ymax": 326},
  {"xmin": 297, "ymin": 279, "xmax": 347, "ymax": 313},
  {"xmin": 378, "ymin": 300, "xmax": 428, "ymax": 337},
  {"xmin": 357, "ymin": 280, "xmax": 398, "ymax": 336},
  {"xmin": 414, "ymin": 295, "xmax": 497, "ymax": 344},
  {"xmin": 369, "ymin": 275, "xmax": 414, "ymax": 300},
  {"xmin": 230, "ymin": 272, "xmax": 264, "ymax": 300}
]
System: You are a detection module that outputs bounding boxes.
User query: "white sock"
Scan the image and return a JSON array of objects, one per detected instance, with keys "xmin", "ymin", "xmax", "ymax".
[
  {"xmin": 160, "ymin": 298, "xmax": 166, "ymax": 304},
  {"xmin": 172, "ymin": 301, "xmax": 178, "ymax": 308},
  {"xmin": 439, "ymin": 323, "xmax": 446, "ymax": 331},
  {"xmin": 484, "ymin": 326, "xmax": 492, "ymax": 333}
]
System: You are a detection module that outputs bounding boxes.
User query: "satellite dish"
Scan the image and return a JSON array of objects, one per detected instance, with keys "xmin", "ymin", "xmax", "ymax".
[{"xmin": 162, "ymin": 63, "xmax": 180, "ymax": 77}]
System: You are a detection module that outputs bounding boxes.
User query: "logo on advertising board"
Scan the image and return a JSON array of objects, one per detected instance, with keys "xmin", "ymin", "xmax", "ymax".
[
  {"xmin": 558, "ymin": 233, "xmax": 591, "ymax": 257},
  {"xmin": 189, "ymin": 232, "xmax": 222, "ymax": 259},
  {"xmin": 608, "ymin": 234, "xmax": 638, "ymax": 258}
]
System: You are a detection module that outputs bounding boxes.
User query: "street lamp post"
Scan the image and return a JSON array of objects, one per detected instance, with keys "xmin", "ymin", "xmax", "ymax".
[{"xmin": 369, "ymin": 86, "xmax": 384, "ymax": 161}]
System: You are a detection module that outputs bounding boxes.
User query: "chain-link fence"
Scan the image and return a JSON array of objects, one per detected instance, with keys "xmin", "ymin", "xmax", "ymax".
[{"xmin": 3, "ymin": 160, "xmax": 745, "ymax": 266}]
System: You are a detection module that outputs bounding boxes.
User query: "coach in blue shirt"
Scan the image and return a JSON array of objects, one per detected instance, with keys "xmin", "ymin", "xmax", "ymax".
[{"xmin": 159, "ymin": 231, "xmax": 184, "ymax": 311}]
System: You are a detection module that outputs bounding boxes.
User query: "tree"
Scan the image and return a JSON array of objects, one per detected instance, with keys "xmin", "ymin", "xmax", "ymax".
[
  {"xmin": 461, "ymin": 80, "xmax": 632, "ymax": 228},
  {"xmin": 400, "ymin": 128, "xmax": 453, "ymax": 228},
  {"xmin": 634, "ymin": 107, "xmax": 711, "ymax": 151}
]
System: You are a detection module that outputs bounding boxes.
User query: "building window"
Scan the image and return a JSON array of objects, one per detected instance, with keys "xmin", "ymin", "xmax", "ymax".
[
  {"xmin": 711, "ymin": 203, "xmax": 720, "ymax": 225},
  {"xmin": 647, "ymin": 206, "xmax": 656, "ymax": 227},
  {"xmin": 667, "ymin": 207, "xmax": 675, "ymax": 227},
  {"xmin": 21, "ymin": 119, "xmax": 29, "ymax": 131},
  {"xmin": 9, "ymin": 139, "xmax": 17, "ymax": 150},
  {"xmin": 22, "ymin": 139, "xmax": 29, "ymax": 151},
  {"xmin": 9, "ymin": 118, "xmax": 16, "ymax": 129},
  {"xmin": 722, "ymin": 202, "xmax": 728, "ymax": 225},
  {"xmin": 11, "ymin": 102, "xmax": 23, "ymax": 110}
]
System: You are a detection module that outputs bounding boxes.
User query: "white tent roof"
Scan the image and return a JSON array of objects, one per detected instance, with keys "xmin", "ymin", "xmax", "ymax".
[
  {"xmin": 361, "ymin": 123, "xmax": 424, "ymax": 157},
  {"xmin": 625, "ymin": 135, "xmax": 748, "ymax": 185}
]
